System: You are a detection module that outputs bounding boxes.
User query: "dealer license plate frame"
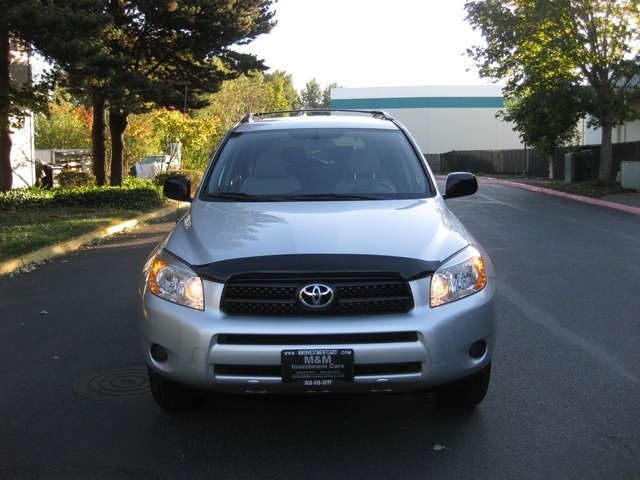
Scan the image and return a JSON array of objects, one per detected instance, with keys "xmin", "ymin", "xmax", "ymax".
[{"xmin": 282, "ymin": 348, "xmax": 354, "ymax": 384}]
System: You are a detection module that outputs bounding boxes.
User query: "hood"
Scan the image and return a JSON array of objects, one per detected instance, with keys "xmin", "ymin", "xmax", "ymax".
[{"xmin": 164, "ymin": 198, "xmax": 470, "ymax": 274}]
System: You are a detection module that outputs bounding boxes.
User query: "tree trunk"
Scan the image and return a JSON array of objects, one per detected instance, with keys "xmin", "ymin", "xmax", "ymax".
[
  {"xmin": 547, "ymin": 153, "xmax": 554, "ymax": 179},
  {"xmin": 108, "ymin": 110, "xmax": 128, "ymax": 187},
  {"xmin": 598, "ymin": 123, "xmax": 613, "ymax": 181},
  {"xmin": 0, "ymin": 28, "xmax": 13, "ymax": 193},
  {"xmin": 92, "ymin": 97, "xmax": 107, "ymax": 186}
]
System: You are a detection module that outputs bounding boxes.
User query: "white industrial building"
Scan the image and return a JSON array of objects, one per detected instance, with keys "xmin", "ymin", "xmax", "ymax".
[
  {"xmin": 330, "ymin": 85, "xmax": 640, "ymax": 155},
  {"xmin": 330, "ymin": 85, "xmax": 523, "ymax": 154}
]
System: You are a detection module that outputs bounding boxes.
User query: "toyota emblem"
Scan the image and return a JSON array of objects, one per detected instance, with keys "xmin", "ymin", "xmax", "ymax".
[{"xmin": 298, "ymin": 283, "xmax": 335, "ymax": 309}]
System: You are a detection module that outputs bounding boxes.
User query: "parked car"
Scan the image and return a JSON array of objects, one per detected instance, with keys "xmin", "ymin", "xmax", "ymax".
[
  {"xmin": 138, "ymin": 110, "xmax": 497, "ymax": 411},
  {"xmin": 130, "ymin": 154, "xmax": 181, "ymax": 179}
]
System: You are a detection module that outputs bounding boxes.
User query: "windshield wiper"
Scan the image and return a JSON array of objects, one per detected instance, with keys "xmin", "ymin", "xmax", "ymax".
[
  {"xmin": 204, "ymin": 192, "xmax": 269, "ymax": 202},
  {"xmin": 280, "ymin": 193, "xmax": 387, "ymax": 201},
  {"xmin": 206, "ymin": 192, "xmax": 387, "ymax": 202}
]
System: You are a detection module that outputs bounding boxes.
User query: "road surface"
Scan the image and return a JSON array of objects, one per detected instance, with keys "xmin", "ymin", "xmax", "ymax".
[{"xmin": 1, "ymin": 184, "xmax": 638, "ymax": 479}]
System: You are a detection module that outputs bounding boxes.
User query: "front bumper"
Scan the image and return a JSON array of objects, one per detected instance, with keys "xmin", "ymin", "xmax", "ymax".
[{"xmin": 139, "ymin": 276, "xmax": 497, "ymax": 394}]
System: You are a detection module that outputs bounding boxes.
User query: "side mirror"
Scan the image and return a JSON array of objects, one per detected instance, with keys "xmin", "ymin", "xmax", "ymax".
[
  {"xmin": 163, "ymin": 176, "xmax": 192, "ymax": 202},
  {"xmin": 443, "ymin": 172, "xmax": 478, "ymax": 200}
]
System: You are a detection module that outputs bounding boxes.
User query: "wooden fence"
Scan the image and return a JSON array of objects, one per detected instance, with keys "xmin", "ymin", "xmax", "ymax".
[{"xmin": 432, "ymin": 141, "xmax": 640, "ymax": 179}]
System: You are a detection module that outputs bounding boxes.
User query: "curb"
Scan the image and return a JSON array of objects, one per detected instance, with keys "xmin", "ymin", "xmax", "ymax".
[
  {"xmin": 478, "ymin": 178, "xmax": 640, "ymax": 216},
  {"xmin": 0, "ymin": 205, "xmax": 178, "ymax": 276},
  {"xmin": 437, "ymin": 175, "xmax": 640, "ymax": 216}
]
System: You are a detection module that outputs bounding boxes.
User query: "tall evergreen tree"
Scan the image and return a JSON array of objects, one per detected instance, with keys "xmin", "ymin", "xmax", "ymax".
[
  {"xmin": 1, "ymin": 0, "xmax": 110, "ymax": 190},
  {"xmin": 0, "ymin": 0, "xmax": 105, "ymax": 191},
  {"xmin": 0, "ymin": 17, "xmax": 14, "ymax": 192},
  {"xmin": 5, "ymin": 0, "xmax": 275, "ymax": 188},
  {"xmin": 99, "ymin": 0, "xmax": 276, "ymax": 185}
]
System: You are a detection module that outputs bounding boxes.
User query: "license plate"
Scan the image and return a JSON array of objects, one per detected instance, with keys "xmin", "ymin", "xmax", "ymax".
[{"xmin": 282, "ymin": 349, "xmax": 354, "ymax": 384}]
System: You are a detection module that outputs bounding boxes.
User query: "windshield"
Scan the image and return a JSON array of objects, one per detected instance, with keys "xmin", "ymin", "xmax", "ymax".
[{"xmin": 202, "ymin": 128, "xmax": 435, "ymax": 200}]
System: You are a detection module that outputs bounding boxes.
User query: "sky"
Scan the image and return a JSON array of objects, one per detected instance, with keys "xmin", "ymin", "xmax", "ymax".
[{"xmin": 235, "ymin": 0, "xmax": 491, "ymax": 91}]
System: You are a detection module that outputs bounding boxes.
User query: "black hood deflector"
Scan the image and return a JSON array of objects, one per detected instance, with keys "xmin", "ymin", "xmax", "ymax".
[{"xmin": 192, "ymin": 254, "xmax": 441, "ymax": 283}]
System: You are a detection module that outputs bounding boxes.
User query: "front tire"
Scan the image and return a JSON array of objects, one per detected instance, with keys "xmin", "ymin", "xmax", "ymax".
[
  {"xmin": 147, "ymin": 367, "xmax": 204, "ymax": 411},
  {"xmin": 436, "ymin": 362, "xmax": 491, "ymax": 408}
]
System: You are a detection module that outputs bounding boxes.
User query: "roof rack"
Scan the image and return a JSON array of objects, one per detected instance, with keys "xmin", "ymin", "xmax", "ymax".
[{"xmin": 240, "ymin": 109, "xmax": 394, "ymax": 123}]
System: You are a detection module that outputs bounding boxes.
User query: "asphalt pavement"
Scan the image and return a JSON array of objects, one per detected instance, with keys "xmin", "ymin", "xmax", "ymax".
[
  {"xmin": 477, "ymin": 177, "xmax": 640, "ymax": 215},
  {"xmin": 1, "ymin": 181, "xmax": 638, "ymax": 479}
]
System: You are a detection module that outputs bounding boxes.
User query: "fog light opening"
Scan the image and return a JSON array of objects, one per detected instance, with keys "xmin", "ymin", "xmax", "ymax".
[
  {"xmin": 469, "ymin": 340, "xmax": 487, "ymax": 359},
  {"xmin": 150, "ymin": 344, "xmax": 169, "ymax": 363}
]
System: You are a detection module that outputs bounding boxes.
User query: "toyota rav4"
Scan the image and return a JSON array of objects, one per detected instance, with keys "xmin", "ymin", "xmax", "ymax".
[{"xmin": 138, "ymin": 110, "xmax": 497, "ymax": 411}]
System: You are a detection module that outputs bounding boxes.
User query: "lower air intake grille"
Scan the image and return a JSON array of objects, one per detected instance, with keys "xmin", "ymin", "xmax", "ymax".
[
  {"xmin": 215, "ymin": 362, "xmax": 422, "ymax": 378},
  {"xmin": 217, "ymin": 332, "xmax": 418, "ymax": 345}
]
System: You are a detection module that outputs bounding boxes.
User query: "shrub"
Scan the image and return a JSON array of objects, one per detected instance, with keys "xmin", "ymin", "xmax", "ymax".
[
  {"xmin": 56, "ymin": 171, "xmax": 96, "ymax": 188},
  {"xmin": 123, "ymin": 176, "xmax": 159, "ymax": 190},
  {"xmin": 0, "ymin": 187, "xmax": 54, "ymax": 210},
  {"xmin": 0, "ymin": 181, "xmax": 164, "ymax": 211}
]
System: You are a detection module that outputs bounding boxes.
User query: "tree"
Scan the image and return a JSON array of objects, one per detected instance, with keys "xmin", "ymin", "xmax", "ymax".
[
  {"xmin": 465, "ymin": 0, "xmax": 640, "ymax": 180},
  {"xmin": 300, "ymin": 79, "xmax": 324, "ymax": 109},
  {"xmin": 0, "ymin": 29, "xmax": 19, "ymax": 192},
  {"xmin": 569, "ymin": 0, "xmax": 640, "ymax": 180},
  {"xmin": 204, "ymin": 72, "xmax": 277, "ymax": 130},
  {"xmin": 502, "ymin": 79, "xmax": 583, "ymax": 178},
  {"xmin": 466, "ymin": 0, "xmax": 584, "ymax": 178},
  {"xmin": 300, "ymin": 79, "xmax": 340, "ymax": 110},
  {"xmin": 0, "ymin": 0, "xmax": 102, "ymax": 191},
  {"xmin": 34, "ymin": 90, "xmax": 93, "ymax": 150},
  {"xmin": 200, "ymin": 71, "xmax": 302, "ymax": 151},
  {"xmin": 97, "ymin": 0, "xmax": 275, "ymax": 186},
  {"xmin": 151, "ymin": 109, "xmax": 220, "ymax": 171},
  {"xmin": 25, "ymin": 0, "xmax": 274, "ymax": 186},
  {"xmin": 265, "ymin": 70, "xmax": 301, "ymax": 110},
  {"xmin": 322, "ymin": 82, "xmax": 339, "ymax": 109},
  {"xmin": 3, "ymin": 0, "xmax": 113, "ymax": 188},
  {"xmin": 123, "ymin": 111, "xmax": 158, "ymax": 170}
]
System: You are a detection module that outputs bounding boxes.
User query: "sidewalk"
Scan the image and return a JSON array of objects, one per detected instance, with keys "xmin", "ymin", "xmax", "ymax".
[{"xmin": 2, "ymin": 181, "xmax": 639, "ymax": 276}]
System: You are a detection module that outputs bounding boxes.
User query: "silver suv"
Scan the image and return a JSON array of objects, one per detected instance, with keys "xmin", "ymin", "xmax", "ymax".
[{"xmin": 139, "ymin": 110, "xmax": 497, "ymax": 411}]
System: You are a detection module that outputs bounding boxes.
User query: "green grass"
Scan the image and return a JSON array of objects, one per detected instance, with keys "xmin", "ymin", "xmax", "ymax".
[{"xmin": 0, "ymin": 208, "xmax": 143, "ymax": 263}]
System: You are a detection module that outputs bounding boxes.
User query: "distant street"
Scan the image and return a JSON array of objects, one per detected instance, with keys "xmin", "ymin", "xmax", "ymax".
[{"xmin": 1, "ymin": 184, "xmax": 639, "ymax": 479}]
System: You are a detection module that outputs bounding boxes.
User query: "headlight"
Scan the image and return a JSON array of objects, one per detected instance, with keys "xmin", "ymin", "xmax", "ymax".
[
  {"xmin": 430, "ymin": 246, "xmax": 487, "ymax": 307},
  {"xmin": 147, "ymin": 249, "xmax": 204, "ymax": 310}
]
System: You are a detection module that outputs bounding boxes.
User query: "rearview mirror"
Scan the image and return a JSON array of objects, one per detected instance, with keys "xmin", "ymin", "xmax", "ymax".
[
  {"xmin": 163, "ymin": 176, "xmax": 192, "ymax": 202},
  {"xmin": 443, "ymin": 172, "xmax": 478, "ymax": 200}
]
